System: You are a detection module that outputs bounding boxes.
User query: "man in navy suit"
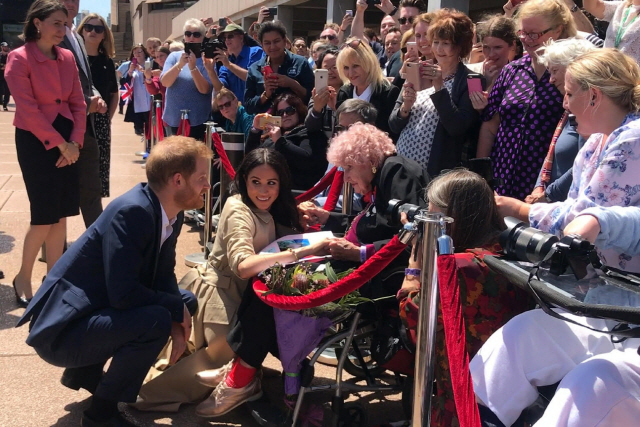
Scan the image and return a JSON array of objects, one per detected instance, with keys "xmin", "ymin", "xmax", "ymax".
[{"xmin": 18, "ymin": 136, "xmax": 213, "ymax": 427}]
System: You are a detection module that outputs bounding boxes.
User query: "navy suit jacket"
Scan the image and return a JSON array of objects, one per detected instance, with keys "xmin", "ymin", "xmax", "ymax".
[{"xmin": 17, "ymin": 184, "xmax": 185, "ymax": 352}]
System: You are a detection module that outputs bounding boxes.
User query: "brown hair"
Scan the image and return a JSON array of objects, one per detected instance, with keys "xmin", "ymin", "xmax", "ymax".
[
  {"xmin": 324, "ymin": 22, "xmax": 341, "ymax": 33},
  {"xmin": 22, "ymin": 0, "xmax": 67, "ymax": 43},
  {"xmin": 476, "ymin": 14, "xmax": 517, "ymax": 47},
  {"xmin": 270, "ymin": 92, "xmax": 308, "ymax": 121},
  {"xmin": 129, "ymin": 43, "xmax": 150, "ymax": 60},
  {"xmin": 400, "ymin": 0, "xmax": 426, "ymax": 12},
  {"xmin": 146, "ymin": 136, "xmax": 213, "ymax": 191},
  {"xmin": 77, "ymin": 13, "xmax": 115, "ymax": 58},
  {"xmin": 427, "ymin": 169, "xmax": 505, "ymax": 251},
  {"xmin": 213, "ymin": 88, "xmax": 238, "ymax": 112},
  {"xmin": 427, "ymin": 9, "xmax": 475, "ymax": 59},
  {"xmin": 412, "ymin": 12, "xmax": 436, "ymax": 30}
]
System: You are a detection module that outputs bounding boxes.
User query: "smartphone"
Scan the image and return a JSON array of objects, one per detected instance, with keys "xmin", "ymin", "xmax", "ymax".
[
  {"xmin": 467, "ymin": 73, "xmax": 483, "ymax": 93},
  {"xmin": 262, "ymin": 65, "xmax": 274, "ymax": 78},
  {"xmin": 366, "ymin": 0, "xmax": 382, "ymax": 5},
  {"xmin": 218, "ymin": 17, "xmax": 226, "ymax": 28},
  {"xmin": 268, "ymin": 7, "xmax": 278, "ymax": 16},
  {"xmin": 405, "ymin": 62, "xmax": 421, "ymax": 91},
  {"xmin": 259, "ymin": 115, "xmax": 282, "ymax": 128},
  {"xmin": 131, "ymin": 57, "xmax": 138, "ymax": 66},
  {"xmin": 346, "ymin": 10, "xmax": 353, "ymax": 16},
  {"xmin": 184, "ymin": 42, "xmax": 202, "ymax": 57},
  {"xmin": 144, "ymin": 58, "xmax": 152, "ymax": 71},
  {"xmin": 314, "ymin": 69, "xmax": 328, "ymax": 92},
  {"xmin": 406, "ymin": 41, "xmax": 418, "ymax": 56}
]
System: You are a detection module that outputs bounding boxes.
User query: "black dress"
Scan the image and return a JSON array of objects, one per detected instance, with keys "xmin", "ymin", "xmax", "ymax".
[{"xmin": 88, "ymin": 54, "xmax": 118, "ymax": 197}]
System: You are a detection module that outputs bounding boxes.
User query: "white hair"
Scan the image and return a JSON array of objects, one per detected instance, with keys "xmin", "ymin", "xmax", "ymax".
[
  {"xmin": 183, "ymin": 18, "xmax": 206, "ymax": 34},
  {"xmin": 537, "ymin": 37, "xmax": 597, "ymax": 68}
]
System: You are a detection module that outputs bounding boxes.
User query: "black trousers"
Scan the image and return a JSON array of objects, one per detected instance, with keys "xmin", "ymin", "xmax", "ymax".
[
  {"xmin": 0, "ymin": 77, "xmax": 9, "ymax": 107},
  {"xmin": 170, "ymin": 123, "xmax": 206, "ymax": 142},
  {"xmin": 78, "ymin": 122, "xmax": 104, "ymax": 228},
  {"xmin": 35, "ymin": 289, "xmax": 197, "ymax": 403}
]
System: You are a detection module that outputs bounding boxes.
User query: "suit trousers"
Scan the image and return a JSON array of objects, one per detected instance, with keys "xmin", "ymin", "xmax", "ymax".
[
  {"xmin": 0, "ymin": 77, "xmax": 10, "ymax": 107},
  {"xmin": 78, "ymin": 124, "xmax": 104, "ymax": 227},
  {"xmin": 36, "ymin": 289, "xmax": 197, "ymax": 403}
]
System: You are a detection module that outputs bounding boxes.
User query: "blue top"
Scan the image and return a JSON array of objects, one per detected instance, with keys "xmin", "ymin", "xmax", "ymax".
[
  {"xmin": 161, "ymin": 51, "xmax": 212, "ymax": 127},
  {"xmin": 222, "ymin": 105, "xmax": 254, "ymax": 140},
  {"xmin": 131, "ymin": 69, "xmax": 150, "ymax": 113},
  {"xmin": 535, "ymin": 117, "xmax": 586, "ymax": 202},
  {"xmin": 217, "ymin": 45, "xmax": 264, "ymax": 101},
  {"xmin": 244, "ymin": 50, "xmax": 314, "ymax": 114},
  {"xmin": 117, "ymin": 60, "xmax": 130, "ymax": 77},
  {"xmin": 580, "ymin": 206, "xmax": 640, "ymax": 255}
]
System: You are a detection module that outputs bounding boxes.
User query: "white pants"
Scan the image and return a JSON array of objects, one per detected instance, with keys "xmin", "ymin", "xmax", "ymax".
[{"xmin": 469, "ymin": 309, "xmax": 640, "ymax": 426}]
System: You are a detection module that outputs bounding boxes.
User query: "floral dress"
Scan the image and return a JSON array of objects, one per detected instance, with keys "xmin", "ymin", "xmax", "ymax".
[
  {"xmin": 530, "ymin": 113, "xmax": 640, "ymax": 272},
  {"xmin": 483, "ymin": 55, "xmax": 564, "ymax": 200}
]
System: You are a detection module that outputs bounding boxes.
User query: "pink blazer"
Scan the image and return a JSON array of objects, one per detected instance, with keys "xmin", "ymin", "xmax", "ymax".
[{"xmin": 5, "ymin": 42, "xmax": 87, "ymax": 149}]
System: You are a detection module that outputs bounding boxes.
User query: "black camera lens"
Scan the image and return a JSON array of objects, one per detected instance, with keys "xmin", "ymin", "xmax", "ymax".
[
  {"xmin": 386, "ymin": 199, "xmax": 422, "ymax": 226},
  {"xmin": 500, "ymin": 217, "xmax": 559, "ymax": 263}
]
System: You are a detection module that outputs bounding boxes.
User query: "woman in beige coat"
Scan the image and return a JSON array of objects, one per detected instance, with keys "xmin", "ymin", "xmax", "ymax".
[{"xmin": 132, "ymin": 148, "xmax": 329, "ymax": 411}]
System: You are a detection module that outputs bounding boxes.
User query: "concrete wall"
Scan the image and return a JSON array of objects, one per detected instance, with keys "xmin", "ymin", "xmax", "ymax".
[{"xmin": 132, "ymin": 3, "xmax": 185, "ymax": 46}]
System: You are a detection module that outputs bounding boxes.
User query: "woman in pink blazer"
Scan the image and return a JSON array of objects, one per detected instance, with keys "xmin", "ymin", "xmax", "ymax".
[{"xmin": 5, "ymin": 0, "xmax": 87, "ymax": 307}]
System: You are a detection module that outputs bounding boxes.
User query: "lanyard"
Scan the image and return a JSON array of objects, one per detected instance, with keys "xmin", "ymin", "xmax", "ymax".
[{"xmin": 615, "ymin": 6, "xmax": 639, "ymax": 48}]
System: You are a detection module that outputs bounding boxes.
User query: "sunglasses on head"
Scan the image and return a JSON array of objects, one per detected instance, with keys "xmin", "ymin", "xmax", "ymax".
[
  {"xmin": 321, "ymin": 34, "xmax": 337, "ymax": 41},
  {"xmin": 346, "ymin": 39, "xmax": 363, "ymax": 49},
  {"xmin": 398, "ymin": 16, "xmax": 415, "ymax": 25},
  {"xmin": 184, "ymin": 31, "xmax": 202, "ymax": 38},
  {"xmin": 218, "ymin": 100, "xmax": 234, "ymax": 109},
  {"xmin": 276, "ymin": 106, "xmax": 296, "ymax": 117},
  {"xmin": 83, "ymin": 23, "xmax": 105, "ymax": 34}
]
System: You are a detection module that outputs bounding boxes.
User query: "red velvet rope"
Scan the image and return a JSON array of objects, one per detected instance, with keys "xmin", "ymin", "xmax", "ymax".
[
  {"xmin": 212, "ymin": 132, "xmax": 236, "ymax": 180},
  {"xmin": 177, "ymin": 117, "xmax": 190, "ymax": 137},
  {"xmin": 322, "ymin": 170, "xmax": 344, "ymax": 212},
  {"xmin": 253, "ymin": 235, "xmax": 407, "ymax": 309},
  {"xmin": 437, "ymin": 255, "xmax": 481, "ymax": 427},
  {"xmin": 156, "ymin": 104, "xmax": 164, "ymax": 141},
  {"xmin": 295, "ymin": 166, "xmax": 338, "ymax": 203}
]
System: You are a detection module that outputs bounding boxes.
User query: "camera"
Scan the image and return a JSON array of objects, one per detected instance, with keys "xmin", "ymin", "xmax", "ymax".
[
  {"xmin": 387, "ymin": 199, "xmax": 424, "ymax": 226},
  {"xmin": 203, "ymin": 38, "xmax": 226, "ymax": 59},
  {"xmin": 500, "ymin": 217, "xmax": 598, "ymax": 278}
]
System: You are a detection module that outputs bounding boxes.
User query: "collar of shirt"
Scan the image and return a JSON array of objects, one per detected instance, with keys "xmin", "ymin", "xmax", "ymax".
[
  {"xmin": 65, "ymin": 26, "xmax": 88, "ymax": 76},
  {"xmin": 229, "ymin": 44, "xmax": 249, "ymax": 63},
  {"xmin": 354, "ymin": 84, "xmax": 373, "ymax": 102},
  {"xmin": 160, "ymin": 204, "xmax": 177, "ymax": 248}
]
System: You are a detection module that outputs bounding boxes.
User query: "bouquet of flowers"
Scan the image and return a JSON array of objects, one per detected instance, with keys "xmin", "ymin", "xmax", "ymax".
[{"xmin": 258, "ymin": 262, "xmax": 368, "ymax": 396}]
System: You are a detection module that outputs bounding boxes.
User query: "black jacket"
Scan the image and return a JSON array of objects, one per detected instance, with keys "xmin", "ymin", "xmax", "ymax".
[
  {"xmin": 246, "ymin": 125, "xmax": 328, "ymax": 191},
  {"xmin": 336, "ymin": 82, "xmax": 401, "ymax": 141},
  {"xmin": 389, "ymin": 62, "xmax": 483, "ymax": 177}
]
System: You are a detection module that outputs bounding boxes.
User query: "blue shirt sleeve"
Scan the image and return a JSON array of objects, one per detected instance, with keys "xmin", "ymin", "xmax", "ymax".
[
  {"xmin": 580, "ymin": 206, "xmax": 640, "ymax": 255},
  {"xmin": 244, "ymin": 63, "xmax": 264, "ymax": 114},
  {"xmin": 161, "ymin": 52, "xmax": 180, "ymax": 79},
  {"xmin": 217, "ymin": 65, "xmax": 230, "ymax": 87}
]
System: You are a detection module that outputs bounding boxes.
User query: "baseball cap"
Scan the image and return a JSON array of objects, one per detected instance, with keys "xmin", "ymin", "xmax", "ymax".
[
  {"xmin": 0, "ymin": 42, "xmax": 8, "ymax": 47},
  {"xmin": 218, "ymin": 24, "xmax": 245, "ymax": 35}
]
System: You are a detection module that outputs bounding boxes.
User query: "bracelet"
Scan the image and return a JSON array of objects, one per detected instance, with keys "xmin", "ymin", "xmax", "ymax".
[
  {"xmin": 287, "ymin": 248, "xmax": 300, "ymax": 261},
  {"xmin": 570, "ymin": 3, "xmax": 579, "ymax": 12},
  {"xmin": 190, "ymin": 67, "xmax": 197, "ymax": 73},
  {"xmin": 389, "ymin": 6, "xmax": 398, "ymax": 16},
  {"xmin": 359, "ymin": 246, "xmax": 367, "ymax": 263},
  {"xmin": 405, "ymin": 268, "xmax": 421, "ymax": 278}
]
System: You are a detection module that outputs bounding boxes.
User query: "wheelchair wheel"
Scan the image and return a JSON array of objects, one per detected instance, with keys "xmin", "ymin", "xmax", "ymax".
[{"xmin": 334, "ymin": 333, "xmax": 386, "ymax": 379}]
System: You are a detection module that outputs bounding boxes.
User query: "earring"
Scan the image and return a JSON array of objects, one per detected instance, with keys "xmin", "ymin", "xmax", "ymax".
[
  {"xmin": 372, "ymin": 166, "xmax": 377, "ymax": 174},
  {"xmin": 590, "ymin": 101, "xmax": 595, "ymax": 106}
]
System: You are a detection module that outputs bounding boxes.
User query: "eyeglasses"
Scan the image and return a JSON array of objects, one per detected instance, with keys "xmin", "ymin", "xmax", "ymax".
[
  {"xmin": 218, "ymin": 100, "xmax": 234, "ymax": 109},
  {"xmin": 275, "ymin": 106, "xmax": 296, "ymax": 116},
  {"xmin": 83, "ymin": 24, "xmax": 105, "ymax": 34},
  {"xmin": 320, "ymin": 34, "xmax": 337, "ymax": 41},
  {"xmin": 516, "ymin": 27, "xmax": 554, "ymax": 41},
  {"xmin": 184, "ymin": 31, "xmax": 202, "ymax": 38},
  {"xmin": 346, "ymin": 39, "xmax": 363, "ymax": 49},
  {"xmin": 398, "ymin": 16, "xmax": 415, "ymax": 25},
  {"xmin": 333, "ymin": 123, "xmax": 354, "ymax": 134},
  {"xmin": 219, "ymin": 32, "xmax": 242, "ymax": 41}
]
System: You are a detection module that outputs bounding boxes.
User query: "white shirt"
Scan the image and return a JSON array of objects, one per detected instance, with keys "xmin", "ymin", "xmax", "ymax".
[
  {"xmin": 65, "ymin": 25, "xmax": 88, "ymax": 77},
  {"xmin": 353, "ymin": 84, "xmax": 373, "ymax": 102},
  {"xmin": 160, "ymin": 205, "xmax": 177, "ymax": 248}
]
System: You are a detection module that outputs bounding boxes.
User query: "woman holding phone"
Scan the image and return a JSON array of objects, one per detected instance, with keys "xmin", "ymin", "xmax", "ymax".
[
  {"xmin": 121, "ymin": 44, "xmax": 151, "ymax": 138},
  {"xmin": 389, "ymin": 9, "xmax": 482, "ymax": 177}
]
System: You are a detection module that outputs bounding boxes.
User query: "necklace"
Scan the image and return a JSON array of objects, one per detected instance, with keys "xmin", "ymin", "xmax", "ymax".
[{"xmin": 615, "ymin": 5, "xmax": 640, "ymax": 48}]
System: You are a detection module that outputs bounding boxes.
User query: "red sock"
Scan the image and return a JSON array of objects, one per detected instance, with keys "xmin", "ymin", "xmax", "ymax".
[{"xmin": 225, "ymin": 358, "xmax": 256, "ymax": 388}]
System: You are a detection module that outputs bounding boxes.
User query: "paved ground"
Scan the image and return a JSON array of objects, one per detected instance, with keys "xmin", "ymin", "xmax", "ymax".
[{"xmin": 0, "ymin": 101, "xmax": 405, "ymax": 426}]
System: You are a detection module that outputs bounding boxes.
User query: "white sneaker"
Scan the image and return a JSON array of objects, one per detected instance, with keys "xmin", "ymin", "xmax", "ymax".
[
  {"xmin": 195, "ymin": 376, "xmax": 263, "ymax": 418},
  {"xmin": 195, "ymin": 361, "xmax": 232, "ymax": 388}
]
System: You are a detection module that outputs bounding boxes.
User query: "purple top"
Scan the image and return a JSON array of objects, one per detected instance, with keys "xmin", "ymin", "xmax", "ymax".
[{"xmin": 483, "ymin": 55, "xmax": 564, "ymax": 200}]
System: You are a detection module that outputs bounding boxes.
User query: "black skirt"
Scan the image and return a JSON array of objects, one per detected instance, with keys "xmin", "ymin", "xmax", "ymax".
[{"xmin": 16, "ymin": 114, "xmax": 79, "ymax": 225}]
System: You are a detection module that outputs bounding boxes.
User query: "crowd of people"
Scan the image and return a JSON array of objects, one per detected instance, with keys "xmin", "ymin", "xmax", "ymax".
[{"xmin": 5, "ymin": 0, "xmax": 640, "ymax": 426}]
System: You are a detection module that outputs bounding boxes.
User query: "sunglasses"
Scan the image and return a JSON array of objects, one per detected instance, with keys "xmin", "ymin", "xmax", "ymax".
[
  {"xmin": 333, "ymin": 123, "xmax": 354, "ymax": 134},
  {"xmin": 219, "ymin": 32, "xmax": 242, "ymax": 41},
  {"xmin": 276, "ymin": 106, "xmax": 297, "ymax": 117},
  {"xmin": 184, "ymin": 31, "xmax": 202, "ymax": 38},
  {"xmin": 83, "ymin": 24, "xmax": 105, "ymax": 34},
  {"xmin": 346, "ymin": 39, "xmax": 363, "ymax": 49},
  {"xmin": 398, "ymin": 16, "xmax": 415, "ymax": 25},
  {"xmin": 218, "ymin": 100, "xmax": 234, "ymax": 109},
  {"xmin": 321, "ymin": 34, "xmax": 337, "ymax": 41}
]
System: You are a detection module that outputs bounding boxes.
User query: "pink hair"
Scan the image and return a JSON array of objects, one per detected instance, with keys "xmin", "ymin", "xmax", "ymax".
[{"xmin": 327, "ymin": 123, "xmax": 396, "ymax": 168}]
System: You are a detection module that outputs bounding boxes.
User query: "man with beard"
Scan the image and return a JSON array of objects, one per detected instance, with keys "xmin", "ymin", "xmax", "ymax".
[{"xmin": 17, "ymin": 136, "xmax": 213, "ymax": 427}]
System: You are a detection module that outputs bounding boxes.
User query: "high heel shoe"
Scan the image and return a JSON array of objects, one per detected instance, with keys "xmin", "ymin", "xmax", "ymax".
[{"xmin": 12, "ymin": 278, "xmax": 31, "ymax": 308}]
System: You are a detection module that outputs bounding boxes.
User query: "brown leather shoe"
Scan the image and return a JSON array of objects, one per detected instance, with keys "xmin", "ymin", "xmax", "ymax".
[
  {"xmin": 195, "ymin": 361, "xmax": 233, "ymax": 388},
  {"xmin": 195, "ymin": 376, "xmax": 263, "ymax": 418}
]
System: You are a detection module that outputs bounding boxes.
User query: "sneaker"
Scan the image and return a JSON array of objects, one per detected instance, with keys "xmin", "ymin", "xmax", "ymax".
[
  {"xmin": 195, "ymin": 376, "xmax": 263, "ymax": 418},
  {"xmin": 195, "ymin": 361, "xmax": 233, "ymax": 388}
]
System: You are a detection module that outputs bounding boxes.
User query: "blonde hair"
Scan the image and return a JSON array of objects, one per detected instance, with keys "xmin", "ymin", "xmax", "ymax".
[
  {"xmin": 400, "ymin": 29, "xmax": 415, "ymax": 62},
  {"xmin": 567, "ymin": 48, "xmax": 640, "ymax": 113},
  {"xmin": 517, "ymin": 0, "xmax": 577, "ymax": 39},
  {"xmin": 169, "ymin": 41, "xmax": 184, "ymax": 52},
  {"xmin": 77, "ymin": 13, "xmax": 115, "ymax": 58},
  {"xmin": 336, "ymin": 38, "xmax": 387, "ymax": 92}
]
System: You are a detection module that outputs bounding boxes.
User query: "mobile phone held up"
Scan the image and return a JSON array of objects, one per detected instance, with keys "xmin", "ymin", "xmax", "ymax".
[
  {"xmin": 366, "ymin": 0, "xmax": 382, "ymax": 5},
  {"xmin": 314, "ymin": 69, "xmax": 328, "ymax": 92},
  {"xmin": 131, "ymin": 57, "xmax": 138, "ymax": 66},
  {"xmin": 405, "ymin": 62, "xmax": 421, "ymax": 91},
  {"xmin": 268, "ymin": 7, "xmax": 278, "ymax": 17},
  {"xmin": 218, "ymin": 17, "xmax": 226, "ymax": 28},
  {"xmin": 467, "ymin": 73, "xmax": 483, "ymax": 93},
  {"xmin": 259, "ymin": 115, "xmax": 282, "ymax": 128},
  {"xmin": 262, "ymin": 65, "xmax": 274, "ymax": 79},
  {"xmin": 184, "ymin": 42, "xmax": 202, "ymax": 57},
  {"xmin": 406, "ymin": 41, "xmax": 418, "ymax": 57},
  {"xmin": 346, "ymin": 10, "xmax": 353, "ymax": 17},
  {"xmin": 203, "ymin": 39, "xmax": 226, "ymax": 59}
]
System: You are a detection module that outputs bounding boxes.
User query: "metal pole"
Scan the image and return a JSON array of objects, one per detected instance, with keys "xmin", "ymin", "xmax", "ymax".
[
  {"xmin": 341, "ymin": 182, "xmax": 353, "ymax": 215},
  {"xmin": 411, "ymin": 213, "xmax": 453, "ymax": 427},
  {"xmin": 184, "ymin": 121, "xmax": 217, "ymax": 267},
  {"xmin": 219, "ymin": 132, "xmax": 245, "ymax": 210},
  {"xmin": 153, "ymin": 99, "xmax": 162, "ymax": 146}
]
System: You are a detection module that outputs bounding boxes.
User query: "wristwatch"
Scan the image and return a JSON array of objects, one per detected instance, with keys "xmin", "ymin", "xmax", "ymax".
[{"xmin": 389, "ymin": 6, "xmax": 398, "ymax": 16}]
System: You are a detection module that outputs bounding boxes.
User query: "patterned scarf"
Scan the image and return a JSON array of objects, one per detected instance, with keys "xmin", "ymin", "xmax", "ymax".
[{"xmin": 540, "ymin": 111, "xmax": 569, "ymax": 188}]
